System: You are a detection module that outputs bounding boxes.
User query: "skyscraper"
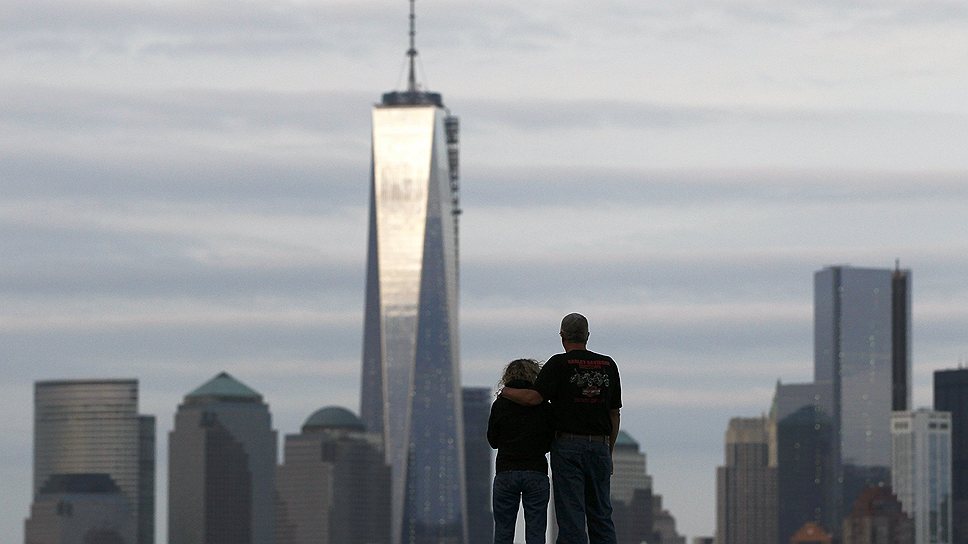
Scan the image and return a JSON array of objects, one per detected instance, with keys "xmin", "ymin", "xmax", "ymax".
[
  {"xmin": 814, "ymin": 264, "xmax": 911, "ymax": 513},
  {"xmin": 934, "ymin": 367, "xmax": 968, "ymax": 544},
  {"xmin": 715, "ymin": 416, "xmax": 777, "ymax": 544},
  {"xmin": 358, "ymin": 2, "xmax": 466, "ymax": 543},
  {"xmin": 276, "ymin": 406, "xmax": 391, "ymax": 544},
  {"xmin": 31, "ymin": 379, "xmax": 155, "ymax": 544},
  {"xmin": 772, "ymin": 381, "xmax": 837, "ymax": 542},
  {"xmin": 462, "ymin": 387, "xmax": 493, "ymax": 544},
  {"xmin": 168, "ymin": 372, "xmax": 277, "ymax": 544},
  {"xmin": 611, "ymin": 430, "xmax": 654, "ymax": 544},
  {"xmin": 891, "ymin": 409, "xmax": 952, "ymax": 544}
]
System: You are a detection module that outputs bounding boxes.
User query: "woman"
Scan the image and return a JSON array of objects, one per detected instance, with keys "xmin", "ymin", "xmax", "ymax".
[{"xmin": 487, "ymin": 358, "xmax": 554, "ymax": 544}]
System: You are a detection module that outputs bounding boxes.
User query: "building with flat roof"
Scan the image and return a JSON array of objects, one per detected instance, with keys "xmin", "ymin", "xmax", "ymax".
[
  {"xmin": 814, "ymin": 265, "xmax": 910, "ymax": 517},
  {"xmin": 32, "ymin": 379, "xmax": 154, "ymax": 544},
  {"xmin": 358, "ymin": 4, "xmax": 466, "ymax": 543},
  {"xmin": 934, "ymin": 367, "xmax": 968, "ymax": 544},
  {"xmin": 716, "ymin": 416, "xmax": 776, "ymax": 544},
  {"xmin": 892, "ymin": 409, "xmax": 952, "ymax": 544}
]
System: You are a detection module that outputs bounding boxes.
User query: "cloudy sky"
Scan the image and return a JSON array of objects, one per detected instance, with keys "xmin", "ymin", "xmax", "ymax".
[{"xmin": 3, "ymin": 0, "xmax": 968, "ymax": 540}]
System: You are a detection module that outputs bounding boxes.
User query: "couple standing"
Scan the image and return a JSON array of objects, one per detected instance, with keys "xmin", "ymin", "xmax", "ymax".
[{"xmin": 487, "ymin": 313, "xmax": 622, "ymax": 544}]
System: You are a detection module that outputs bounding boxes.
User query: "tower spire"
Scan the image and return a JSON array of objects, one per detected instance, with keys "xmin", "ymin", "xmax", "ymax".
[{"xmin": 407, "ymin": 0, "xmax": 417, "ymax": 92}]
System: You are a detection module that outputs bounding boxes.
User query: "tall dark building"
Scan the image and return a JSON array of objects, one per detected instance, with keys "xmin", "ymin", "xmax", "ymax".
[
  {"xmin": 462, "ymin": 387, "xmax": 493, "ymax": 544},
  {"xmin": 772, "ymin": 381, "xmax": 837, "ymax": 544},
  {"xmin": 935, "ymin": 367, "xmax": 968, "ymax": 544},
  {"xmin": 358, "ymin": 3, "xmax": 466, "ymax": 544},
  {"xmin": 276, "ymin": 406, "xmax": 391, "ymax": 544},
  {"xmin": 31, "ymin": 379, "xmax": 155, "ymax": 544},
  {"xmin": 716, "ymin": 417, "xmax": 777, "ymax": 544},
  {"xmin": 168, "ymin": 372, "xmax": 277, "ymax": 544},
  {"xmin": 814, "ymin": 265, "xmax": 911, "ymax": 516}
]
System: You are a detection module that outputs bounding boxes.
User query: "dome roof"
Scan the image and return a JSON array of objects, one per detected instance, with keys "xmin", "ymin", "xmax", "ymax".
[
  {"xmin": 302, "ymin": 406, "xmax": 366, "ymax": 432},
  {"xmin": 186, "ymin": 372, "xmax": 261, "ymax": 403}
]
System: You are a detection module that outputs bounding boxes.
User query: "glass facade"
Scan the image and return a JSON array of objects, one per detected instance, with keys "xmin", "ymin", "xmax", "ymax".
[
  {"xmin": 891, "ymin": 410, "xmax": 953, "ymax": 544},
  {"xmin": 814, "ymin": 266, "xmax": 910, "ymax": 514},
  {"xmin": 934, "ymin": 368, "xmax": 968, "ymax": 544},
  {"xmin": 33, "ymin": 379, "xmax": 155, "ymax": 544},
  {"xmin": 360, "ymin": 100, "xmax": 466, "ymax": 544}
]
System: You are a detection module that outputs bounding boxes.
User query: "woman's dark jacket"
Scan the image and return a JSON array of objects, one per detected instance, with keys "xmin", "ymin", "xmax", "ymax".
[{"xmin": 486, "ymin": 379, "xmax": 554, "ymax": 473}]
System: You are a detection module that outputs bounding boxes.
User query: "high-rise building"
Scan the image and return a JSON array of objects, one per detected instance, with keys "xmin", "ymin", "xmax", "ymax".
[
  {"xmin": 31, "ymin": 379, "xmax": 155, "ymax": 544},
  {"xmin": 462, "ymin": 387, "xmax": 493, "ymax": 544},
  {"xmin": 358, "ymin": 3, "xmax": 466, "ymax": 544},
  {"xmin": 611, "ymin": 430, "xmax": 654, "ymax": 544},
  {"xmin": 891, "ymin": 409, "xmax": 952, "ymax": 544},
  {"xmin": 168, "ymin": 372, "xmax": 277, "ymax": 544},
  {"xmin": 841, "ymin": 486, "xmax": 913, "ymax": 544},
  {"xmin": 24, "ymin": 474, "xmax": 135, "ymax": 544},
  {"xmin": 772, "ymin": 381, "xmax": 837, "ymax": 543},
  {"xmin": 934, "ymin": 367, "xmax": 968, "ymax": 544},
  {"xmin": 814, "ymin": 264, "xmax": 911, "ymax": 513},
  {"xmin": 276, "ymin": 406, "xmax": 391, "ymax": 544},
  {"xmin": 716, "ymin": 416, "xmax": 777, "ymax": 544}
]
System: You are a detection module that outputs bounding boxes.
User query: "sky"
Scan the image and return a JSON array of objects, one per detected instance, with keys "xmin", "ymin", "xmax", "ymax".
[{"xmin": 3, "ymin": 0, "xmax": 968, "ymax": 540}]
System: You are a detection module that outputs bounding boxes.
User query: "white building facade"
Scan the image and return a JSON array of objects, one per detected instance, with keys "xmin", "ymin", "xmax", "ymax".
[{"xmin": 891, "ymin": 409, "xmax": 952, "ymax": 544}]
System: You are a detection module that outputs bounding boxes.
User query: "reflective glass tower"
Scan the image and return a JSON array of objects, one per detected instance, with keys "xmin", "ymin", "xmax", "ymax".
[
  {"xmin": 359, "ymin": 2, "xmax": 466, "ymax": 543},
  {"xmin": 814, "ymin": 264, "xmax": 911, "ymax": 515}
]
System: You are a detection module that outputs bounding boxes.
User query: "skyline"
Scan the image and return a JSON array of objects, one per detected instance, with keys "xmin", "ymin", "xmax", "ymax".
[{"xmin": 3, "ymin": 0, "xmax": 968, "ymax": 541}]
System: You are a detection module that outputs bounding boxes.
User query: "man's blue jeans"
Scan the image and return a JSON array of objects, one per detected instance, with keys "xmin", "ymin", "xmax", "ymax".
[
  {"xmin": 550, "ymin": 437, "xmax": 617, "ymax": 544},
  {"xmin": 492, "ymin": 470, "xmax": 550, "ymax": 544}
]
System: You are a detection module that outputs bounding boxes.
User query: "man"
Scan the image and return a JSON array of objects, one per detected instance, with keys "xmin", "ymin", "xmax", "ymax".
[{"xmin": 501, "ymin": 313, "xmax": 621, "ymax": 544}]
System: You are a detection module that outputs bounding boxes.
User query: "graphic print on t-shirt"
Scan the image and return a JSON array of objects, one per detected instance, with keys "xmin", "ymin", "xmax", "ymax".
[
  {"xmin": 568, "ymin": 359, "xmax": 610, "ymax": 400},
  {"xmin": 569, "ymin": 369, "xmax": 610, "ymax": 398}
]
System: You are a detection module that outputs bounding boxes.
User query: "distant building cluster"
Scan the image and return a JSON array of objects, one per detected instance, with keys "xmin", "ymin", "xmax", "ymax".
[{"xmin": 715, "ymin": 264, "xmax": 965, "ymax": 544}]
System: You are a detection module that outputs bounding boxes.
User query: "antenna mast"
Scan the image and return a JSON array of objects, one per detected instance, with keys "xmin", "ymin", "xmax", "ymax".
[{"xmin": 407, "ymin": 0, "xmax": 418, "ymax": 92}]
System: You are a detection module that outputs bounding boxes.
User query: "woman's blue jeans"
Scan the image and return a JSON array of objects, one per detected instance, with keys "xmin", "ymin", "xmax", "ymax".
[{"xmin": 492, "ymin": 470, "xmax": 550, "ymax": 544}]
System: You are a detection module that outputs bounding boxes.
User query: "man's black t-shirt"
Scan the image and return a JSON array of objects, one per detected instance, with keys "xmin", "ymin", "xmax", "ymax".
[{"xmin": 534, "ymin": 349, "xmax": 622, "ymax": 436}]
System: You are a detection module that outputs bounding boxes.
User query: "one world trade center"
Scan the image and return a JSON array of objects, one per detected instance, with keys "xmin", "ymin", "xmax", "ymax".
[{"xmin": 359, "ymin": 2, "xmax": 467, "ymax": 543}]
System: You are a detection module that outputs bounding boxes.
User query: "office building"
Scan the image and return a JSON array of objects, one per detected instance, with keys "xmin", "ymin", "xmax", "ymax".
[
  {"xmin": 168, "ymin": 372, "xmax": 277, "ymax": 544},
  {"xmin": 276, "ymin": 406, "xmax": 390, "ymax": 544},
  {"xmin": 772, "ymin": 381, "xmax": 837, "ymax": 543},
  {"xmin": 611, "ymin": 430, "xmax": 654, "ymax": 544},
  {"xmin": 841, "ymin": 485, "xmax": 913, "ymax": 544},
  {"xmin": 462, "ymin": 387, "xmax": 493, "ymax": 544},
  {"xmin": 25, "ymin": 474, "xmax": 135, "ymax": 544},
  {"xmin": 814, "ymin": 265, "xmax": 911, "ymax": 513},
  {"xmin": 934, "ymin": 367, "xmax": 968, "ymax": 544},
  {"xmin": 358, "ymin": 3, "xmax": 466, "ymax": 544},
  {"xmin": 716, "ymin": 416, "xmax": 776, "ymax": 544},
  {"xmin": 32, "ymin": 380, "xmax": 154, "ymax": 544},
  {"xmin": 891, "ymin": 409, "xmax": 952, "ymax": 544}
]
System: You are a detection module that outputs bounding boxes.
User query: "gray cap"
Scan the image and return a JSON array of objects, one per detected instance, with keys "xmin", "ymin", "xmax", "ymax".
[{"xmin": 560, "ymin": 313, "xmax": 589, "ymax": 343}]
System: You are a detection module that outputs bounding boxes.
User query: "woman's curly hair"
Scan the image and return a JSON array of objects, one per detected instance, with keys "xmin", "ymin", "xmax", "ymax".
[{"xmin": 498, "ymin": 358, "xmax": 541, "ymax": 389}]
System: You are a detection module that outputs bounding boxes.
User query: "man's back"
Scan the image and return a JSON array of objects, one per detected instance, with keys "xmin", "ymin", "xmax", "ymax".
[{"xmin": 534, "ymin": 349, "xmax": 622, "ymax": 436}]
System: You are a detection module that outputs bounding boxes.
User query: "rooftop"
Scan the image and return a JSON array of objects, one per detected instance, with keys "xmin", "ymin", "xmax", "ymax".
[
  {"xmin": 303, "ymin": 406, "xmax": 366, "ymax": 433},
  {"xmin": 185, "ymin": 372, "xmax": 262, "ymax": 403}
]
